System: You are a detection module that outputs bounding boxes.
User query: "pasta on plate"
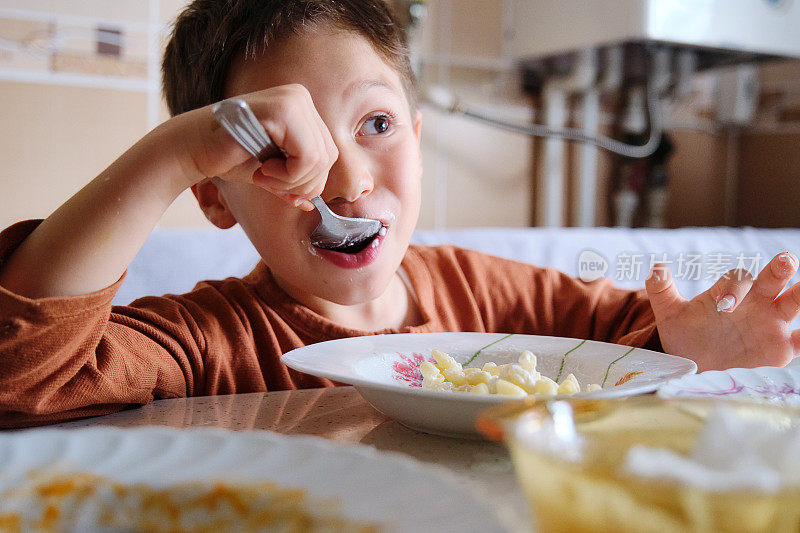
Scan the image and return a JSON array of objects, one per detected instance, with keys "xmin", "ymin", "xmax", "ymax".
[{"xmin": 420, "ymin": 349, "xmax": 602, "ymax": 396}]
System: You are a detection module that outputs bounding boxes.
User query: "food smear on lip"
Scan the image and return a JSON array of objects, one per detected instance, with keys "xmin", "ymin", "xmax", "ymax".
[
  {"xmin": 311, "ymin": 225, "xmax": 387, "ymax": 269},
  {"xmin": 0, "ymin": 470, "xmax": 380, "ymax": 532},
  {"xmin": 419, "ymin": 349, "xmax": 602, "ymax": 396},
  {"xmin": 378, "ymin": 209, "xmax": 396, "ymax": 224}
]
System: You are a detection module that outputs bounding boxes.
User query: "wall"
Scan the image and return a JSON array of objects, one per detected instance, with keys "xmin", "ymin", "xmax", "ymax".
[
  {"xmin": 738, "ymin": 133, "xmax": 800, "ymax": 228},
  {"xmin": 664, "ymin": 131, "xmax": 729, "ymax": 227},
  {"xmin": 0, "ymin": 75, "xmax": 209, "ymax": 228},
  {"xmin": 0, "ymin": 0, "xmax": 209, "ymax": 230},
  {"xmin": 419, "ymin": 104, "xmax": 532, "ymax": 229}
]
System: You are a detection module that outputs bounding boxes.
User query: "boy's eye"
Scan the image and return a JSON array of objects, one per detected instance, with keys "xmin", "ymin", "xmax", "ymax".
[{"xmin": 358, "ymin": 115, "xmax": 393, "ymax": 136}]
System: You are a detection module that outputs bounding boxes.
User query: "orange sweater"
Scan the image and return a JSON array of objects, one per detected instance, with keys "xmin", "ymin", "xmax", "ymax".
[{"xmin": 0, "ymin": 220, "xmax": 660, "ymax": 428}]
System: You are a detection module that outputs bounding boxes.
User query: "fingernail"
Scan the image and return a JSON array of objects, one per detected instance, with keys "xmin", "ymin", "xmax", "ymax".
[
  {"xmin": 648, "ymin": 266, "xmax": 666, "ymax": 282},
  {"xmin": 716, "ymin": 294, "xmax": 736, "ymax": 312},
  {"xmin": 778, "ymin": 252, "xmax": 797, "ymax": 270}
]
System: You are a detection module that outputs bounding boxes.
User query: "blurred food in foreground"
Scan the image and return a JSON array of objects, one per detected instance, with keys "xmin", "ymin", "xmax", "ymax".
[{"xmin": 0, "ymin": 470, "xmax": 378, "ymax": 533}]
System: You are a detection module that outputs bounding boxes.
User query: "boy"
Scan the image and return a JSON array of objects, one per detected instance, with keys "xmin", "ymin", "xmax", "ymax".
[{"xmin": 0, "ymin": 0, "xmax": 798, "ymax": 428}]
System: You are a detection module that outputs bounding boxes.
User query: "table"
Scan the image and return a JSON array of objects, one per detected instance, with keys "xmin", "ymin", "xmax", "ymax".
[{"xmin": 52, "ymin": 386, "xmax": 530, "ymax": 532}]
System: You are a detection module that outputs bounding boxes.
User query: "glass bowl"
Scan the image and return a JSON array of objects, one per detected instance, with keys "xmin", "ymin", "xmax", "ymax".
[{"xmin": 477, "ymin": 396, "xmax": 800, "ymax": 533}]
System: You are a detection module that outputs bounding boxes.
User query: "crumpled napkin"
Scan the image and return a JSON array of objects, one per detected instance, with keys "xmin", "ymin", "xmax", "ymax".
[{"xmin": 623, "ymin": 405, "xmax": 800, "ymax": 493}]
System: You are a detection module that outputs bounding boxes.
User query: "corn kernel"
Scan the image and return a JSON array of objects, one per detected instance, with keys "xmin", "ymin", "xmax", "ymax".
[
  {"xmin": 586, "ymin": 383, "xmax": 602, "ymax": 392},
  {"xmin": 431, "ymin": 350, "xmax": 461, "ymax": 371},
  {"xmin": 419, "ymin": 361, "xmax": 441, "ymax": 380},
  {"xmin": 495, "ymin": 379, "xmax": 528, "ymax": 397},
  {"xmin": 533, "ymin": 377, "xmax": 558, "ymax": 395},
  {"xmin": 422, "ymin": 373, "xmax": 444, "ymax": 388},
  {"xmin": 466, "ymin": 370, "xmax": 491, "ymax": 385},
  {"xmin": 520, "ymin": 375, "xmax": 538, "ymax": 394},
  {"xmin": 487, "ymin": 375, "xmax": 499, "ymax": 394},
  {"xmin": 518, "ymin": 350, "xmax": 538, "ymax": 373},
  {"xmin": 499, "ymin": 364, "xmax": 529, "ymax": 388},
  {"xmin": 557, "ymin": 373, "xmax": 580, "ymax": 395},
  {"xmin": 443, "ymin": 368, "xmax": 467, "ymax": 387},
  {"xmin": 482, "ymin": 362, "xmax": 500, "ymax": 376},
  {"xmin": 469, "ymin": 382, "xmax": 490, "ymax": 394}
]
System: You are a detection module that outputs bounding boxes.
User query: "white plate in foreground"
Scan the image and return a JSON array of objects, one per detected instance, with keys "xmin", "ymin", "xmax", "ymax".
[
  {"xmin": 658, "ymin": 366, "xmax": 800, "ymax": 406},
  {"xmin": 0, "ymin": 426, "xmax": 505, "ymax": 532},
  {"xmin": 282, "ymin": 332, "xmax": 697, "ymax": 437}
]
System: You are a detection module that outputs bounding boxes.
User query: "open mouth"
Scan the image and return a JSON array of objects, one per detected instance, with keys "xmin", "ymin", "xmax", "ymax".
[{"xmin": 314, "ymin": 225, "xmax": 387, "ymax": 255}]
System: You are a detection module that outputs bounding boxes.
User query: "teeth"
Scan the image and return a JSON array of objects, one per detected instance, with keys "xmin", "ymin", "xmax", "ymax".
[
  {"xmin": 378, "ymin": 226, "xmax": 387, "ymax": 237},
  {"xmin": 371, "ymin": 238, "xmax": 379, "ymax": 248}
]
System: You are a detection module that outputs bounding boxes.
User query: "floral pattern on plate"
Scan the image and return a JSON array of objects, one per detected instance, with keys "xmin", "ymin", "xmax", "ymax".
[{"xmin": 658, "ymin": 366, "xmax": 800, "ymax": 406}]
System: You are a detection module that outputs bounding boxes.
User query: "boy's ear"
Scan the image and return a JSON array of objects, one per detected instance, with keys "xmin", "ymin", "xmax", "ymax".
[
  {"xmin": 191, "ymin": 178, "xmax": 238, "ymax": 229},
  {"xmin": 413, "ymin": 110, "xmax": 422, "ymax": 142}
]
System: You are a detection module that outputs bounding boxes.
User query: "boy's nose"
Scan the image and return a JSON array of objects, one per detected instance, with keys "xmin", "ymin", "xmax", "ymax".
[{"xmin": 322, "ymin": 145, "xmax": 374, "ymax": 205}]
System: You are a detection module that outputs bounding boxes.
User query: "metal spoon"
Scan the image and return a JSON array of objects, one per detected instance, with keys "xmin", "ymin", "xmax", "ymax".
[{"xmin": 211, "ymin": 98, "xmax": 382, "ymax": 249}]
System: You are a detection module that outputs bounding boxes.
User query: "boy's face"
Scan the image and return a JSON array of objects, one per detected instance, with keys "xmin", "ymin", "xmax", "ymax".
[{"xmin": 208, "ymin": 28, "xmax": 422, "ymax": 307}]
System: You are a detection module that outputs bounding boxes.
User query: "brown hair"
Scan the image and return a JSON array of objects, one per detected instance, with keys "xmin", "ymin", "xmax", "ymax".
[{"xmin": 162, "ymin": 0, "xmax": 417, "ymax": 117}]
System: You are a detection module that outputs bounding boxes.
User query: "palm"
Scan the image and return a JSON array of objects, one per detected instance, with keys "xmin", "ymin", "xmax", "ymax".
[{"xmin": 646, "ymin": 253, "xmax": 800, "ymax": 372}]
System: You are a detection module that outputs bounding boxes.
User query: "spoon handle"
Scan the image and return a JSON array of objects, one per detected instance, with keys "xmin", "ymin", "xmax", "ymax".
[
  {"xmin": 211, "ymin": 98, "xmax": 283, "ymax": 162},
  {"xmin": 212, "ymin": 98, "xmax": 348, "ymax": 232}
]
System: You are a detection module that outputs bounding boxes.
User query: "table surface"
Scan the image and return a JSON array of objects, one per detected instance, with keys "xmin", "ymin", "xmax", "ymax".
[{"xmin": 51, "ymin": 386, "xmax": 530, "ymax": 532}]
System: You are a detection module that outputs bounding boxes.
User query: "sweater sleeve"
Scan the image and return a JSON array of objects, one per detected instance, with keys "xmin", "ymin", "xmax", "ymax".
[
  {"xmin": 0, "ymin": 220, "xmax": 202, "ymax": 428},
  {"xmin": 435, "ymin": 246, "xmax": 662, "ymax": 352}
]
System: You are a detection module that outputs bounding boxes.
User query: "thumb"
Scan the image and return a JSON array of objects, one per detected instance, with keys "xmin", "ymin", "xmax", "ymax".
[{"xmin": 645, "ymin": 263, "xmax": 683, "ymax": 322}]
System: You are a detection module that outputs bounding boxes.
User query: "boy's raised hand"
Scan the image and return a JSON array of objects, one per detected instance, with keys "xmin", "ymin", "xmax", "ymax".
[
  {"xmin": 645, "ymin": 252, "xmax": 800, "ymax": 371},
  {"xmin": 169, "ymin": 84, "xmax": 338, "ymax": 210}
]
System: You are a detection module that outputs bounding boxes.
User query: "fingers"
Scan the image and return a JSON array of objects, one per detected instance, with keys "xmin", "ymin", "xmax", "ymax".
[
  {"xmin": 775, "ymin": 278, "xmax": 800, "ymax": 322},
  {"xmin": 742, "ymin": 252, "xmax": 798, "ymax": 306},
  {"xmin": 230, "ymin": 85, "xmax": 336, "ymax": 203},
  {"xmin": 251, "ymin": 169, "xmax": 318, "ymax": 210},
  {"xmin": 645, "ymin": 263, "xmax": 683, "ymax": 322},
  {"xmin": 262, "ymin": 86, "xmax": 335, "ymax": 190},
  {"xmin": 792, "ymin": 330, "xmax": 800, "ymax": 357},
  {"xmin": 706, "ymin": 267, "xmax": 754, "ymax": 313}
]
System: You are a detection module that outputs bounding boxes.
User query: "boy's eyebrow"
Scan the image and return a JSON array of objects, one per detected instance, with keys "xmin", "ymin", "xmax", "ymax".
[{"xmin": 344, "ymin": 78, "xmax": 399, "ymax": 98}]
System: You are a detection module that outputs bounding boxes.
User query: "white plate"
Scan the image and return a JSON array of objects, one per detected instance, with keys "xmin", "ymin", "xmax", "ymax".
[
  {"xmin": 0, "ymin": 426, "xmax": 505, "ymax": 532},
  {"xmin": 282, "ymin": 332, "xmax": 697, "ymax": 437},
  {"xmin": 658, "ymin": 366, "xmax": 800, "ymax": 406}
]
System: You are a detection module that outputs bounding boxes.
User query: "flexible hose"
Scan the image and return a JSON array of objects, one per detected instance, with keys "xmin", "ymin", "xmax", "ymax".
[{"xmin": 429, "ymin": 81, "xmax": 663, "ymax": 159}]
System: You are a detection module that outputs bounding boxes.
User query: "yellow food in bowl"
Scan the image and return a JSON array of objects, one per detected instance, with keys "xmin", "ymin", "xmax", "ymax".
[{"xmin": 478, "ymin": 397, "xmax": 800, "ymax": 533}]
